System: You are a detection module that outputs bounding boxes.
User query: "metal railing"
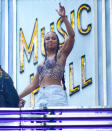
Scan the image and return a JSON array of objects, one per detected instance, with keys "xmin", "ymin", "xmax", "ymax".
[{"xmin": 0, "ymin": 107, "xmax": 112, "ymax": 130}]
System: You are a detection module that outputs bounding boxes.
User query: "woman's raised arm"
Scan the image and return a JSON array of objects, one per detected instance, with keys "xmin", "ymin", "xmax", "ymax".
[{"xmin": 57, "ymin": 2, "xmax": 75, "ymax": 59}]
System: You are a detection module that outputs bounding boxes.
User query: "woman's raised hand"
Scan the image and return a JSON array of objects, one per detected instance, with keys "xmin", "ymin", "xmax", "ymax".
[{"xmin": 56, "ymin": 2, "xmax": 65, "ymax": 17}]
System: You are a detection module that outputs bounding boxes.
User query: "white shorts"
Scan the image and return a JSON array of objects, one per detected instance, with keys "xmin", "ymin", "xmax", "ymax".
[{"xmin": 36, "ymin": 85, "xmax": 68, "ymax": 108}]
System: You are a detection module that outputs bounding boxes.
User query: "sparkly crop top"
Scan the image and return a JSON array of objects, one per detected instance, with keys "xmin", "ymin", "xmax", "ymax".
[{"xmin": 37, "ymin": 59, "xmax": 64, "ymax": 85}]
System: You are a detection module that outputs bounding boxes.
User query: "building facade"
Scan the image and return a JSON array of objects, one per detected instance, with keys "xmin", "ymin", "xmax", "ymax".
[{"xmin": 0, "ymin": 0, "xmax": 112, "ymax": 107}]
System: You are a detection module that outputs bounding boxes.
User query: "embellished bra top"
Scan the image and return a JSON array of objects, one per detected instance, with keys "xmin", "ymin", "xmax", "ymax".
[{"xmin": 37, "ymin": 59, "xmax": 64, "ymax": 86}]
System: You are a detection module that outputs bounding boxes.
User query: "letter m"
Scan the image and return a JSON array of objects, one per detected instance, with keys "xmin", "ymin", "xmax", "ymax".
[{"xmin": 20, "ymin": 19, "xmax": 38, "ymax": 73}]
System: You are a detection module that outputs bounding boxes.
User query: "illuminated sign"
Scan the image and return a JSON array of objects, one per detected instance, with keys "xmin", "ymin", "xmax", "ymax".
[{"xmin": 20, "ymin": 4, "xmax": 92, "ymax": 72}]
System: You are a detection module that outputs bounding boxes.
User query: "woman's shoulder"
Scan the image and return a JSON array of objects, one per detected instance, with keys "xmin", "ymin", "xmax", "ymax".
[
  {"xmin": 38, "ymin": 61, "xmax": 44, "ymax": 67},
  {"xmin": 37, "ymin": 61, "xmax": 44, "ymax": 73}
]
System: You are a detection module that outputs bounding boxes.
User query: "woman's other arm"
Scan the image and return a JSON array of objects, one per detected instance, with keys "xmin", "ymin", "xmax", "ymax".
[{"xmin": 19, "ymin": 72, "xmax": 39, "ymax": 99}]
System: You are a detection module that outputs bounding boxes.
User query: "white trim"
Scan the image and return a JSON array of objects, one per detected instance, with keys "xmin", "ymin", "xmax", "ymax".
[
  {"xmin": 5, "ymin": 0, "xmax": 8, "ymax": 73},
  {"xmin": 94, "ymin": 0, "xmax": 98, "ymax": 106},
  {"xmin": 102, "ymin": 0, "xmax": 107, "ymax": 106},
  {"xmin": 0, "ymin": 0, "xmax": 1, "ymax": 13},
  {"xmin": 13, "ymin": 0, "xmax": 17, "ymax": 88},
  {"xmin": 110, "ymin": 0, "xmax": 112, "ymax": 105}
]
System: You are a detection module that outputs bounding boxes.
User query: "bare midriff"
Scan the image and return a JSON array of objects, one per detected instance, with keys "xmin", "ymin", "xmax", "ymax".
[{"xmin": 40, "ymin": 76, "xmax": 61, "ymax": 88}]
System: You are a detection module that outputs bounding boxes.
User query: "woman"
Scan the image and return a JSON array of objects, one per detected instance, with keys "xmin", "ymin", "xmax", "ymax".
[{"xmin": 19, "ymin": 2, "xmax": 75, "ymax": 108}]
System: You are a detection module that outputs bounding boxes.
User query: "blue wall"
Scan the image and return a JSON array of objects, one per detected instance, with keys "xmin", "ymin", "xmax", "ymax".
[
  {"xmin": 8, "ymin": 0, "xmax": 13, "ymax": 78},
  {"xmin": 0, "ymin": 0, "xmax": 5, "ymax": 68},
  {"xmin": 0, "ymin": 0, "xmax": 1, "ymax": 65},
  {"xmin": 0, "ymin": 0, "xmax": 13, "ymax": 77}
]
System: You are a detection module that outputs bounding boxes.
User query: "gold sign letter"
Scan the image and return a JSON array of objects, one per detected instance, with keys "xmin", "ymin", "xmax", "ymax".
[
  {"xmin": 69, "ymin": 63, "xmax": 80, "ymax": 96},
  {"xmin": 78, "ymin": 4, "xmax": 92, "ymax": 35},
  {"xmin": 57, "ymin": 17, "xmax": 68, "ymax": 46},
  {"xmin": 30, "ymin": 73, "xmax": 40, "ymax": 107},
  {"xmin": 20, "ymin": 19, "xmax": 38, "ymax": 72},
  {"xmin": 41, "ymin": 27, "xmax": 45, "ymax": 56},
  {"xmin": 81, "ymin": 55, "xmax": 92, "ymax": 88},
  {"xmin": 70, "ymin": 10, "xmax": 75, "ymax": 30},
  {"xmin": 50, "ymin": 22, "xmax": 54, "ymax": 32}
]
